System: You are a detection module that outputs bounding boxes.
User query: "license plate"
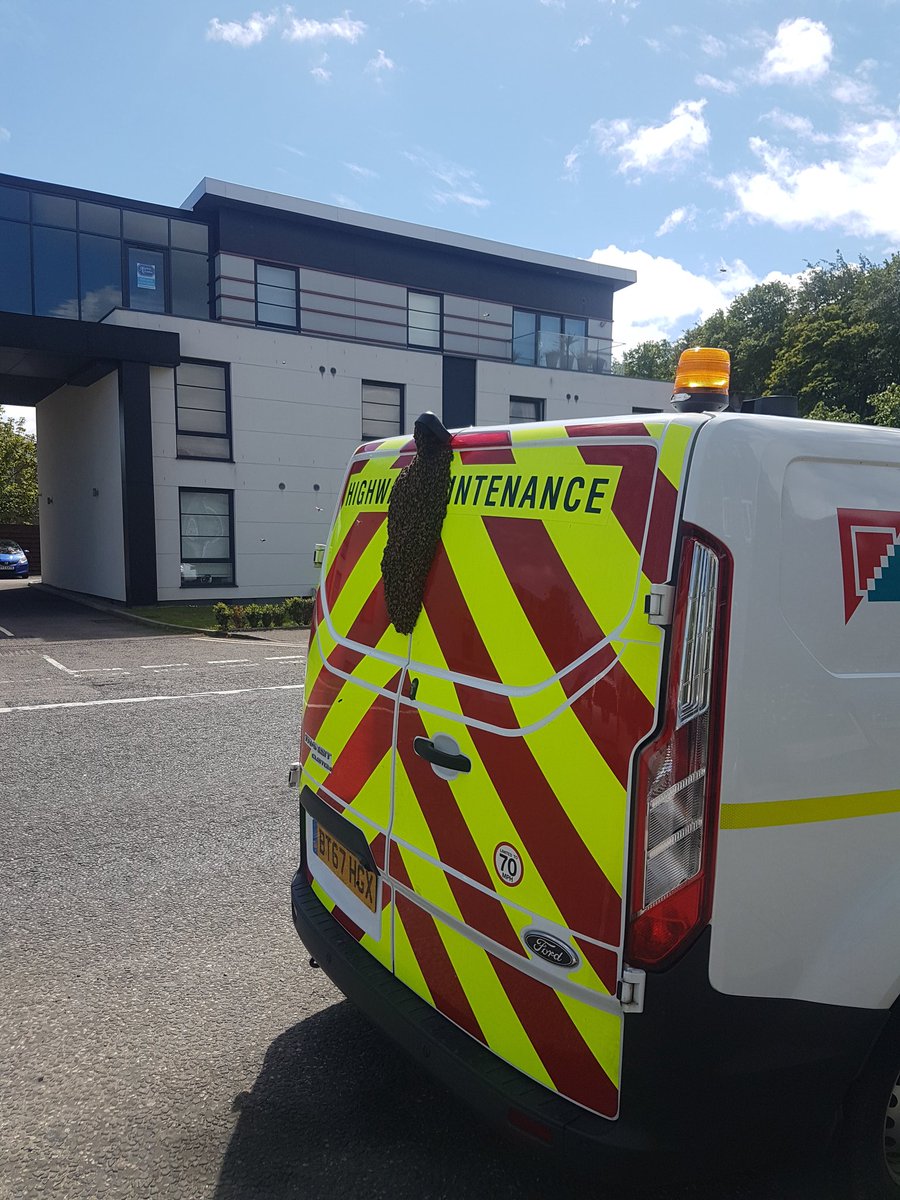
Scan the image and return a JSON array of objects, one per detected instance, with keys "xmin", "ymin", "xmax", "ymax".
[{"xmin": 311, "ymin": 819, "xmax": 378, "ymax": 913}]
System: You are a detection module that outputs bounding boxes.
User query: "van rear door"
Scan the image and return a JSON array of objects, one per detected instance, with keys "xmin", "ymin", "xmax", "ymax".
[
  {"xmin": 300, "ymin": 445, "xmax": 410, "ymax": 969},
  {"xmin": 388, "ymin": 417, "xmax": 698, "ymax": 1119}
]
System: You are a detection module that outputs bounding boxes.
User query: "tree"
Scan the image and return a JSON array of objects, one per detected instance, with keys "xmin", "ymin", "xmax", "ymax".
[
  {"xmin": 869, "ymin": 383, "xmax": 900, "ymax": 429},
  {"xmin": 617, "ymin": 338, "xmax": 678, "ymax": 382},
  {"xmin": 806, "ymin": 401, "xmax": 860, "ymax": 424},
  {"xmin": 764, "ymin": 306, "xmax": 879, "ymax": 418},
  {"xmin": 0, "ymin": 407, "xmax": 38, "ymax": 523}
]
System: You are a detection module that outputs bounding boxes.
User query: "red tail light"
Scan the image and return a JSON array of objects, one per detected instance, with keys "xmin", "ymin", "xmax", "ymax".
[{"xmin": 626, "ymin": 528, "xmax": 731, "ymax": 969}]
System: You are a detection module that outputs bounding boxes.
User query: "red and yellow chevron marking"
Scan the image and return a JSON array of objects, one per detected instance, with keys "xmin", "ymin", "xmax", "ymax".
[{"xmin": 301, "ymin": 420, "xmax": 697, "ymax": 1119}]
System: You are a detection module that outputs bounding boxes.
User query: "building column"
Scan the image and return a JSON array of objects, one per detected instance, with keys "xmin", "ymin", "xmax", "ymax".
[{"xmin": 118, "ymin": 361, "xmax": 158, "ymax": 605}]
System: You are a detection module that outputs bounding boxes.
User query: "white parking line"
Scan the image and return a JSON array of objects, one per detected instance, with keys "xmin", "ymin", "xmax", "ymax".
[
  {"xmin": 266, "ymin": 655, "xmax": 303, "ymax": 661},
  {"xmin": 0, "ymin": 683, "xmax": 304, "ymax": 714},
  {"xmin": 77, "ymin": 668, "xmax": 127, "ymax": 674},
  {"xmin": 141, "ymin": 663, "xmax": 190, "ymax": 669},
  {"xmin": 0, "ymin": 624, "xmax": 14, "ymax": 638},
  {"xmin": 43, "ymin": 655, "xmax": 76, "ymax": 675},
  {"xmin": 207, "ymin": 658, "xmax": 251, "ymax": 664}
]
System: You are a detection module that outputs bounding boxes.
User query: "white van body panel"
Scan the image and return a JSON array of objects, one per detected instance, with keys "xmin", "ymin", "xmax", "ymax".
[{"xmin": 681, "ymin": 414, "xmax": 900, "ymax": 1010}]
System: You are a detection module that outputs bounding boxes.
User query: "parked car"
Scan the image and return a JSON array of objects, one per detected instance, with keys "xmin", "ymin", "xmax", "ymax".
[{"xmin": 0, "ymin": 540, "xmax": 29, "ymax": 578}]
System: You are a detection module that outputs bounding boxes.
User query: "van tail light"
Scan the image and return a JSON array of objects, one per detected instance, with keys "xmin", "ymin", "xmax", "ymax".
[{"xmin": 626, "ymin": 529, "xmax": 731, "ymax": 970}]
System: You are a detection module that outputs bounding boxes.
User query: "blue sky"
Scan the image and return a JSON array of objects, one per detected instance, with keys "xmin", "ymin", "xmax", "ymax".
[{"xmin": 2, "ymin": 0, "xmax": 898, "ymax": 434}]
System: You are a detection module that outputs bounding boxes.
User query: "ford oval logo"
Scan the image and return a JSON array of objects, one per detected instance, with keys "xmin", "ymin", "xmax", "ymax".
[{"xmin": 523, "ymin": 930, "xmax": 579, "ymax": 970}]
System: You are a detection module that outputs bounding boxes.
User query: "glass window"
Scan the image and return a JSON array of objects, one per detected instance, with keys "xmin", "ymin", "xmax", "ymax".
[
  {"xmin": 0, "ymin": 185, "xmax": 29, "ymax": 222},
  {"xmin": 79, "ymin": 233, "xmax": 122, "ymax": 320},
  {"xmin": 171, "ymin": 250, "xmax": 209, "ymax": 319},
  {"xmin": 127, "ymin": 246, "xmax": 166, "ymax": 313},
  {"xmin": 509, "ymin": 397, "xmax": 544, "ymax": 424},
  {"xmin": 362, "ymin": 381, "xmax": 403, "ymax": 440},
  {"xmin": 170, "ymin": 219, "xmax": 208, "ymax": 253},
  {"xmin": 408, "ymin": 291, "xmax": 441, "ymax": 348},
  {"xmin": 79, "ymin": 201, "xmax": 120, "ymax": 237},
  {"xmin": 33, "ymin": 226, "xmax": 78, "ymax": 318},
  {"xmin": 255, "ymin": 263, "xmax": 297, "ymax": 327},
  {"xmin": 512, "ymin": 310, "xmax": 536, "ymax": 364},
  {"xmin": 175, "ymin": 361, "xmax": 230, "ymax": 459},
  {"xmin": 0, "ymin": 219, "xmax": 32, "ymax": 313},
  {"xmin": 179, "ymin": 489, "xmax": 234, "ymax": 586},
  {"xmin": 123, "ymin": 209, "xmax": 168, "ymax": 245},
  {"xmin": 32, "ymin": 193, "xmax": 76, "ymax": 229}
]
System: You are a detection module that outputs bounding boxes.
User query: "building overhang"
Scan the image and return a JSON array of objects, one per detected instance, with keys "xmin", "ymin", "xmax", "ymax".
[{"xmin": 0, "ymin": 313, "xmax": 180, "ymax": 405}]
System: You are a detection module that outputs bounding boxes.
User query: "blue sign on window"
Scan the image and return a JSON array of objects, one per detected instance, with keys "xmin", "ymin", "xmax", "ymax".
[{"xmin": 136, "ymin": 262, "xmax": 157, "ymax": 290}]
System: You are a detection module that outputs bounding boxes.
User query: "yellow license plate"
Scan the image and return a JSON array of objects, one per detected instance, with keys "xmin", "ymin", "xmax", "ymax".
[{"xmin": 312, "ymin": 820, "xmax": 378, "ymax": 913}]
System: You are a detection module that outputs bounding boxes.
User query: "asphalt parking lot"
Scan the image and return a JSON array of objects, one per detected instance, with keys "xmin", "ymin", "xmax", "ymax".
[{"xmin": 0, "ymin": 581, "xmax": 833, "ymax": 1199}]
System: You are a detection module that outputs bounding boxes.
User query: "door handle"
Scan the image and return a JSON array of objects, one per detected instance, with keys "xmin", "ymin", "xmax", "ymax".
[{"xmin": 413, "ymin": 736, "xmax": 471, "ymax": 774}]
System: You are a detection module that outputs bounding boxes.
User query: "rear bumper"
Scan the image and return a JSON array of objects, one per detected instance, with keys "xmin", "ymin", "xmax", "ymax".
[{"xmin": 291, "ymin": 869, "xmax": 886, "ymax": 1165}]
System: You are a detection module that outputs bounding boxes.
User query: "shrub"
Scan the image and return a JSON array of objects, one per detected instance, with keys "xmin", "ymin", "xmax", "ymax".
[
  {"xmin": 260, "ymin": 605, "xmax": 274, "ymax": 629},
  {"xmin": 285, "ymin": 595, "xmax": 314, "ymax": 627},
  {"xmin": 245, "ymin": 604, "xmax": 261, "ymax": 629},
  {"xmin": 231, "ymin": 605, "xmax": 247, "ymax": 630},
  {"xmin": 272, "ymin": 604, "xmax": 285, "ymax": 627},
  {"xmin": 212, "ymin": 602, "xmax": 231, "ymax": 632}
]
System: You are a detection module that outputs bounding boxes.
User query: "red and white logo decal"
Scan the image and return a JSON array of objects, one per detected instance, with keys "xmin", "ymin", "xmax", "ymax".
[{"xmin": 837, "ymin": 508, "xmax": 900, "ymax": 623}]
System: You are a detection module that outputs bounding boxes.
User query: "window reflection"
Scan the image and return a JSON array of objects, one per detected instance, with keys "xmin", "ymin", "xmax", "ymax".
[{"xmin": 33, "ymin": 226, "xmax": 78, "ymax": 318}]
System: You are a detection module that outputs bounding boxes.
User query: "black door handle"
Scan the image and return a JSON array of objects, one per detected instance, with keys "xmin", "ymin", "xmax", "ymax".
[{"xmin": 413, "ymin": 737, "xmax": 471, "ymax": 774}]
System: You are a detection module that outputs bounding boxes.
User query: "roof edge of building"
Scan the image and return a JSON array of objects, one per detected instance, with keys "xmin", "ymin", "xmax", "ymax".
[{"xmin": 183, "ymin": 177, "xmax": 636, "ymax": 290}]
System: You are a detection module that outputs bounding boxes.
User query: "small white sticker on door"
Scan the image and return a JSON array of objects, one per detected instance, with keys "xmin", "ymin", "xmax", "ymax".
[{"xmin": 494, "ymin": 842, "xmax": 523, "ymax": 887}]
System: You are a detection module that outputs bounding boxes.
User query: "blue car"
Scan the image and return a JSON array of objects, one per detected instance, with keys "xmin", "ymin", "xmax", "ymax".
[{"xmin": 0, "ymin": 539, "xmax": 29, "ymax": 578}]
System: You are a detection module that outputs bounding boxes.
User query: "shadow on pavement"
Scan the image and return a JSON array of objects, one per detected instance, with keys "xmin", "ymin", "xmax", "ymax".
[{"xmin": 213, "ymin": 999, "xmax": 827, "ymax": 1200}]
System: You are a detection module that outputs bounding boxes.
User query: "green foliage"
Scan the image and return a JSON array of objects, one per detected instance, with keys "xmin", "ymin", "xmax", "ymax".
[
  {"xmin": 272, "ymin": 604, "xmax": 285, "ymax": 627},
  {"xmin": 806, "ymin": 402, "xmax": 860, "ymax": 424},
  {"xmin": 245, "ymin": 604, "xmax": 262, "ymax": 629},
  {"xmin": 259, "ymin": 604, "xmax": 274, "ymax": 629},
  {"xmin": 0, "ymin": 407, "xmax": 38, "ymax": 523},
  {"xmin": 212, "ymin": 602, "xmax": 231, "ymax": 631},
  {"xmin": 869, "ymin": 383, "xmax": 900, "ymax": 428},
  {"xmin": 285, "ymin": 595, "xmax": 314, "ymax": 627},
  {"xmin": 230, "ymin": 605, "xmax": 247, "ymax": 630},
  {"xmin": 617, "ymin": 339, "xmax": 678, "ymax": 382}
]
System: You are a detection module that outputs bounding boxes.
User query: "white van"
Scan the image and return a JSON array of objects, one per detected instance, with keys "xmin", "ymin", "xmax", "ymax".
[{"xmin": 291, "ymin": 351, "xmax": 900, "ymax": 1197}]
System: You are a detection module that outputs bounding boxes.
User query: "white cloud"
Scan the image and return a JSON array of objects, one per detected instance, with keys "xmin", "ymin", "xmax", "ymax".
[
  {"xmin": 345, "ymin": 162, "xmax": 377, "ymax": 178},
  {"xmin": 332, "ymin": 193, "xmax": 363, "ymax": 210},
  {"xmin": 404, "ymin": 150, "xmax": 490, "ymax": 210},
  {"xmin": 2, "ymin": 406, "xmax": 36, "ymax": 437},
  {"xmin": 731, "ymin": 115, "xmax": 900, "ymax": 240},
  {"xmin": 831, "ymin": 74, "xmax": 877, "ymax": 107},
  {"xmin": 594, "ymin": 99, "xmax": 710, "ymax": 176},
  {"xmin": 587, "ymin": 245, "xmax": 796, "ymax": 349},
  {"xmin": 283, "ymin": 14, "xmax": 366, "ymax": 43},
  {"xmin": 206, "ymin": 10, "xmax": 277, "ymax": 46},
  {"xmin": 282, "ymin": 143, "xmax": 307, "ymax": 156},
  {"xmin": 310, "ymin": 65, "xmax": 331, "ymax": 82},
  {"xmin": 574, "ymin": 33, "xmax": 591, "ymax": 48},
  {"xmin": 562, "ymin": 148, "xmax": 581, "ymax": 179},
  {"xmin": 0, "ymin": 127, "xmax": 10, "ymax": 142},
  {"xmin": 539, "ymin": 0, "xmax": 565, "ymax": 8},
  {"xmin": 655, "ymin": 206, "xmax": 696, "ymax": 237},
  {"xmin": 695, "ymin": 73, "xmax": 736, "ymax": 95},
  {"xmin": 700, "ymin": 33, "xmax": 726, "ymax": 58},
  {"xmin": 758, "ymin": 18, "xmax": 833, "ymax": 85},
  {"xmin": 366, "ymin": 48, "xmax": 395, "ymax": 74}
]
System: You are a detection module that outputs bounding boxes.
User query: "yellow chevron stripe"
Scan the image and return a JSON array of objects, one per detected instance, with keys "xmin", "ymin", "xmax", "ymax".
[
  {"xmin": 557, "ymin": 991, "xmax": 622, "ymax": 1089},
  {"xmin": 509, "ymin": 423, "xmax": 569, "ymax": 443},
  {"xmin": 393, "ymin": 904, "xmax": 434, "ymax": 1003},
  {"xmin": 720, "ymin": 788, "xmax": 900, "ymax": 829},
  {"xmin": 657, "ymin": 421, "xmax": 694, "ymax": 490}
]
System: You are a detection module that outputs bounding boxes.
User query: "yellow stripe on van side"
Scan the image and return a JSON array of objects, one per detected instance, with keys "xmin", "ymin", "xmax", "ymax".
[{"xmin": 720, "ymin": 788, "xmax": 900, "ymax": 830}]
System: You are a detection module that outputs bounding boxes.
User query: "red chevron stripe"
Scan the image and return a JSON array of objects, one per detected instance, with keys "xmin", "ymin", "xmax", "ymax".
[
  {"xmin": 483, "ymin": 515, "xmax": 655, "ymax": 789},
  {"xmin": 420, "ymin": 540, "xmax": 622, "ymax": 945},
  {"xmin": 390, "ymin": 849, "xmax": 486, "ymax": 1044},
  {"xmin": 325, "ymin": 511, "xmax": 387, "ymax": 609},
  {"xmin": 642, "ymin": 471, "xmax": 678, "ymax": 583},
  {"xmin": 323, "ymin": 672, "xmax": 400, "ymax": 807},
  {"xmin": 331, "ymin": 904, "xmax": 365, "ymax": 942},
  {"xmin": 490, "ymin": 953, "xmax": 618, "ymax": 1117},
  {"xmin": 566, "ymin": 421, "xmax": 650, "ymax": 439},
  {"xmin": 573, "ymin": 937, "xmax": 620, "ymax": 997},
  {"xmin": 577, "ymin": 444, "xmax": 656, "ymax": 559},
  {"xmin": 395, "ymin": 711, "xmax": 525, "ymax": 959}
]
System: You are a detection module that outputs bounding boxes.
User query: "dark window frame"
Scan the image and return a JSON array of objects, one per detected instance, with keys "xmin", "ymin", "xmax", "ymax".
[
  {"xmin": 407, "ymin": 289, "xmax": 442, "ymax": 351},
  {"xmin": 255, "ymin": 260, "xmax": 300, "ymax": 330},
  {"xmin": 509, "ymin": 396, "xmax": 545, "ymax": 424},
  {"xmin": 175, "ymin": 359, "xmax": 233, "ymax": 462},
  {"xmin": 178, "ymin": 486, "xmax": 236, "ymax": 589},
  {"xmin": 361, "ymin": 379, "xmax": 405, "ymax": 441},
  {"xmin": 512, "ymin": 309, "xmax": 589, "ymax": 367}
]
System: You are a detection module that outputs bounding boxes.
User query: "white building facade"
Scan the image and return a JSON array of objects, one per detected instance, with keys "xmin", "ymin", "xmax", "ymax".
[{"xmin": 0, "ymin": 174, "xmax": 671, "ymax": 604}]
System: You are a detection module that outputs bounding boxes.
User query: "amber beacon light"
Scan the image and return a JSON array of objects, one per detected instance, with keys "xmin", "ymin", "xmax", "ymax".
[{"xmin": 671, "ymin": 347, "xmax": 731, "ymax": 413}]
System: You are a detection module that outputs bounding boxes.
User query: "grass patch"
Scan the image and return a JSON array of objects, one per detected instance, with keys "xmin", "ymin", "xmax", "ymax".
[{"xmin": 129, "ymin": 605, "xmax": 218, "ymax": 630}]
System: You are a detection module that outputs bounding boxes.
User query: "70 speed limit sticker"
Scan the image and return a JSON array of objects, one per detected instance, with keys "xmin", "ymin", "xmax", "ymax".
[{"xmin": 494, "ymin": 843, "xmax": 523, "ymax": 887}]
